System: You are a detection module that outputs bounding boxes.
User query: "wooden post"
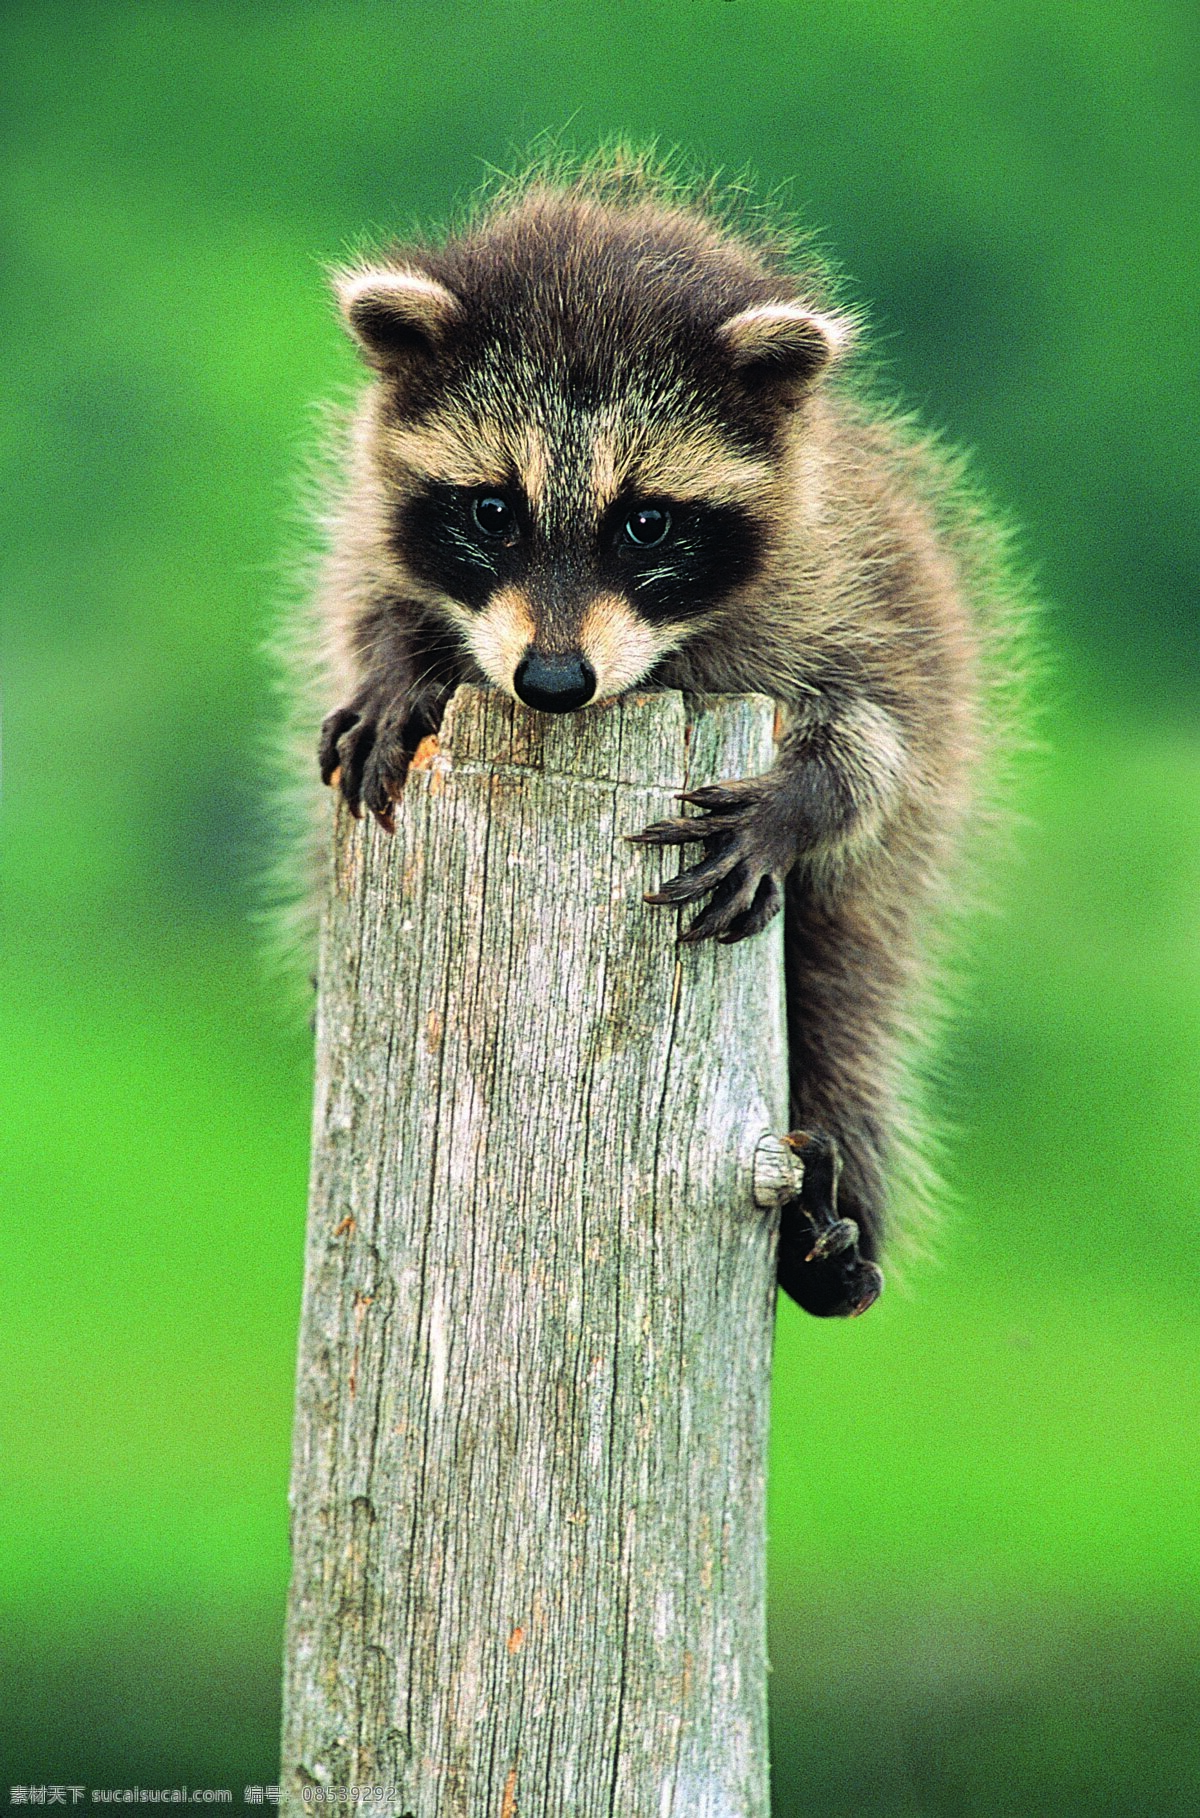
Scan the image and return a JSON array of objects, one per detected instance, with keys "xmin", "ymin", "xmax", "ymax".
[{"xmin": 280, "ymin": 686, "xmax": 793, "ymax": 1818}]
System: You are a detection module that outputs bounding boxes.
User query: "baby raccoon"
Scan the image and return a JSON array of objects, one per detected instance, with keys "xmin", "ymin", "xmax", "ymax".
[{"xmin": 309, "ymin": 159, "xmax": 1018, "ymax": 1318}]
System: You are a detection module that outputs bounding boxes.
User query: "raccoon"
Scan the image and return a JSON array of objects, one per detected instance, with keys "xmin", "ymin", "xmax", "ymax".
[{"xmin": 306, "ymin": 157, "xmax": 1020, "ymax": 1318}]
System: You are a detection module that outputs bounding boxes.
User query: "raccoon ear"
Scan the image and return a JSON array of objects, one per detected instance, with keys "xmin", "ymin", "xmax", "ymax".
[
  {"xmin": 333, "ymin": 266, "xmax": 463, "ymax": 372},
  {"xmin": 718, "ymin": 302, "xmax": 852, "ymax": 400}
]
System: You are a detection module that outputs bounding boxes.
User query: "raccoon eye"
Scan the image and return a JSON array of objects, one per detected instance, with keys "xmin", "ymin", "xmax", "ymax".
[
  {"xmin": 622, "ymin": 506, "xmax": 672, "ymax": 549},
  {"xmin": 472, "ymin": 494, "xmax": 514, "ymax": 539}
]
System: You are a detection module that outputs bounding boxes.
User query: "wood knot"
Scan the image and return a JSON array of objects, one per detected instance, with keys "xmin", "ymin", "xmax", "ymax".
[{"xmin": 751, "ymin": 1133, "xmax": 802, "ymax": 1207}]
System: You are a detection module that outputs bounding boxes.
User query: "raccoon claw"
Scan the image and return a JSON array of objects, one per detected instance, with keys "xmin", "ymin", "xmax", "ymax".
[
  {"xmin": 716, "ymin": 875, "xmax": 784, "ymax": 943},
  {"xmin": 319, "ymin": 707, "xmax": 361, "ymax": 788},
  {"xmin": 632, "ymin": 778, "xmax": 785, "ymax": 945},
  {"xmin": 676, "ymin": 783, "xmax": 750, "ymax": 812},
  {"xmin": 643, "ymin": 848, "xmax": 736, "ymax": 905},
  {"xmin": 361, "ymin": 741, "xmax": 410, "ymax": 833},
  {"xmin": 681, "ymin": 873, "xmax": 782, "ymax": 944},
  {"xmin": 320, "ymin": 708, "xmax": 375, "ymax": 818},
  {"xmin": 848, "ymin": 1262, "xmax": 885, "ymax": 1317}
]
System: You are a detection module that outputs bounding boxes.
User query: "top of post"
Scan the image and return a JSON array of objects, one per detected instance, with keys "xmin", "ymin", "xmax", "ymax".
[{"xmin": 436, "ymin": 685, "xmax": 778, "ymax": 790}]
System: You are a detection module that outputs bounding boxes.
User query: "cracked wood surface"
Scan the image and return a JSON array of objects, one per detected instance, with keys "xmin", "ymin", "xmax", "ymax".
[{"xmin": 281, "ymin": 686, "xmax": 788, "ymax": 1818}]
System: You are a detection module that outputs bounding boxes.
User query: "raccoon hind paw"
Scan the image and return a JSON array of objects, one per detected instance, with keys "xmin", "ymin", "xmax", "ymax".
[{"xmin": 777, "ymin": 1128, "xmax": 885, "ymax": 1319}]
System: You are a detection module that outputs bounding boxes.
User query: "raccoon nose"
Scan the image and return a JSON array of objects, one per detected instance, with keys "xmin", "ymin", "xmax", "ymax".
[{"xmin": 513, "ymin": 650, "xmax": 596, "ymax": 713}]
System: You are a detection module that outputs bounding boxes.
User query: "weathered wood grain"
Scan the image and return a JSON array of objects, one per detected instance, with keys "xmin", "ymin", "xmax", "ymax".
[{"xmin": 281, "ymin": 686, "xmax": 789, "ymax": 1818}]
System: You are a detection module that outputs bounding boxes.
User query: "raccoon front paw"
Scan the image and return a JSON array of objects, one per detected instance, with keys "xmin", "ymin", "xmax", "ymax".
[
  {"xmin": 629, "ymin": 779, "xmax": 788, "ymax": 944},
  {"xmin": 319, "ymin": 698, "xmax": 415, "ymax": 833},
  {"xmin": 777, "ymin": 1129, "xmax": 884, "ymax": 1319}
]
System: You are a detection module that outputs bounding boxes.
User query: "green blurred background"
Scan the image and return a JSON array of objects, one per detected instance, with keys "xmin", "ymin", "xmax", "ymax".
[{"xmin": 3, "ymin": 2, "xmax": 1197, "ymax": 1811}]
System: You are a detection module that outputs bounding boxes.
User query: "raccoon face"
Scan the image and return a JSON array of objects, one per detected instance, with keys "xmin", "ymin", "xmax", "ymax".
[
  {"xmin": 335, "ymin": 223, "xmax": 849, "ymax": 709},
  {"xmin": 388, "ymin": 462, "xmax": 766, "ymax": 710}
]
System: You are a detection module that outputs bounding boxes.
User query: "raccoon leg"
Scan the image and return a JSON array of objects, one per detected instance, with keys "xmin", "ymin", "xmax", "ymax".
[{"xmin": 778, "ymin": 881, "xmax": 905, "ymax": 1318}]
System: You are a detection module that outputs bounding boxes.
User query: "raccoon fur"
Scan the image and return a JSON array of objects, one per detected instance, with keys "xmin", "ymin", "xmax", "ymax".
[{"xmin": 297, "ymin": 155, "xmax": 1025, "ymax": 1319}]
